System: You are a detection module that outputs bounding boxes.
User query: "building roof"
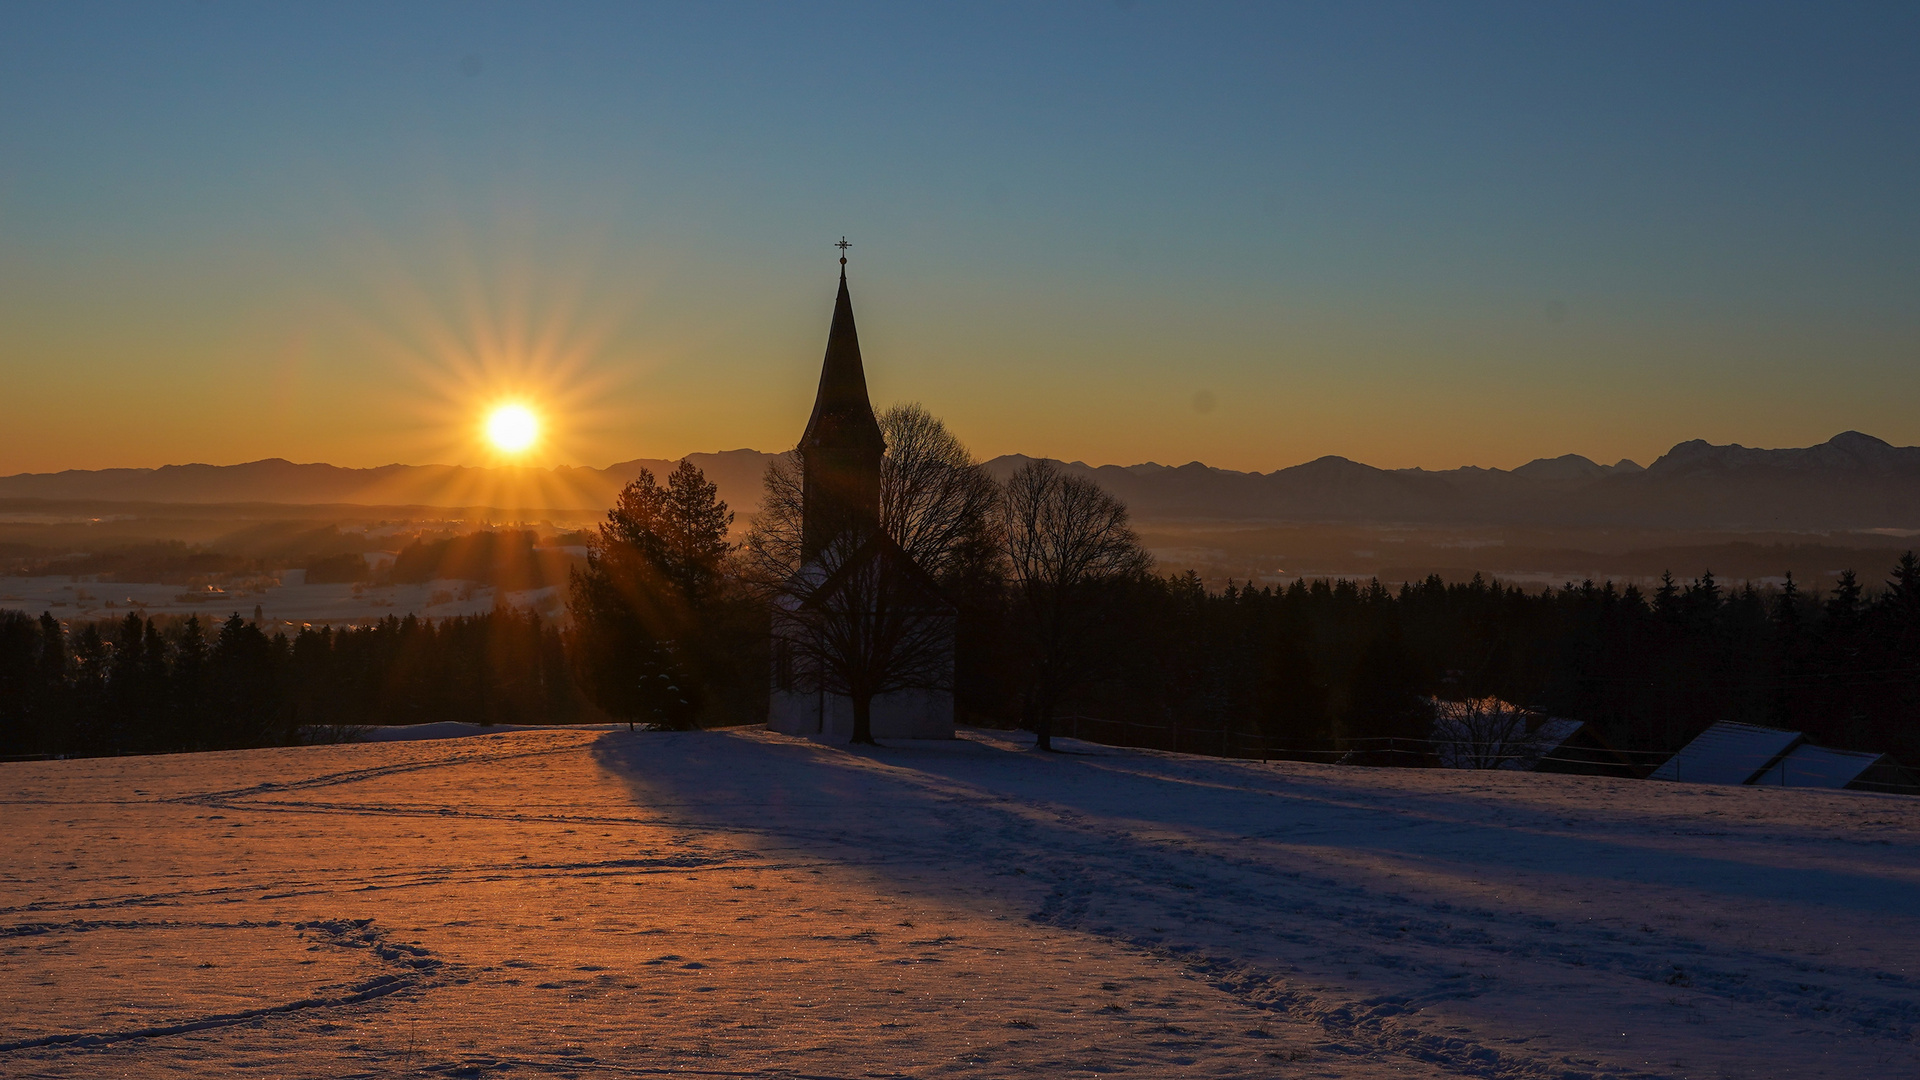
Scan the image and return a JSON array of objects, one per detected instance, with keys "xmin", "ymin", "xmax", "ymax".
[
  {"xmin": 785, "ymin": 529, "xmax": 955, "ymax": 616},
  {"xmin": 1496, "ymin": 718, "xmax": 1585, "ymax": 771},
  {"xmin": 800, "ymin": 270, "xmax": 886, "ymax": 454},
  {"xmin": 1753, "ymin": 744, "xmax": 1887, "ymax": 789},
  {"xmin": 1648, "ymin": 722, "xmax": 1805, "ymax": 785}
]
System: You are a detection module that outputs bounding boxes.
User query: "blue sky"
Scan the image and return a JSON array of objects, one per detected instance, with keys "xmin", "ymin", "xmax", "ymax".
[{"xmin": 2, "ymin": 1, "xmax": 1915, "ymax": 472}]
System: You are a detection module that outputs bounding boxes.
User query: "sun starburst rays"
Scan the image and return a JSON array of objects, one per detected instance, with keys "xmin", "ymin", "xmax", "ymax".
[{"xmin": 331, "ymin": 230, "xmax": 656, "ymax": 511}]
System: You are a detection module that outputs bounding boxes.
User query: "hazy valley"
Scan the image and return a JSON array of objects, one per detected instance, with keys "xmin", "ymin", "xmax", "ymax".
[{"xmin": 5, "ymin": 433, "xmax": 1918, "ymax": 623}]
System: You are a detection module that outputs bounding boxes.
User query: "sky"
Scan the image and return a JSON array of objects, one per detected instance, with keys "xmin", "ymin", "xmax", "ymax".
[{"xmin": 2, "ymin": 1, "xmax": 1916, "ymax": 475}]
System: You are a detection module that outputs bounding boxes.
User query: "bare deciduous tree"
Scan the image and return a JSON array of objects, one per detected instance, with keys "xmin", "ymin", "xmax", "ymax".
[
  {"xmin": 774, "ymin": 531, "xmax": 954, "ymax": 746},
  {"xmin": 742, "ymin": 449, "xmax": 805, "ymax": 590},
  {"xmin": 878, "ymin": 403, "xmax": 1002, "ymax": 582},
  {"xmin": 1002, "ymin": 459, "xmax": 1153, "ymax": 751},
  {"xmin": 1430, "ymin": 696, "xmax": 1542, "ymax": 769},
  {"xmin": 744, "ymin": 402, "xmax": 998, "ymax": 589}
]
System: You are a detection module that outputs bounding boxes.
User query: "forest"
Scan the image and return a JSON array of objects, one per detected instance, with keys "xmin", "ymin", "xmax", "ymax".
[
  {"xmin": 4, "ymin": 556, "xmax": 1918, "ymax": 767},
  {"xmin": 4, "ymin": 410, "xmax": 1919, "ymax": 770}
]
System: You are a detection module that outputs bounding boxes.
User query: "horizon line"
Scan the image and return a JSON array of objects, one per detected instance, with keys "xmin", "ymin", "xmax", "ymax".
[{"xmin": 0, "ymin": 429, "xmax": 1903, "ymax": 482}]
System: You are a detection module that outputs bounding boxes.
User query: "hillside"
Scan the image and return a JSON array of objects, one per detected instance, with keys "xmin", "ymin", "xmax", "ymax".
[{"xmin": 4, "ymin": 726, "xmax": 1915, "ymax": 1078}]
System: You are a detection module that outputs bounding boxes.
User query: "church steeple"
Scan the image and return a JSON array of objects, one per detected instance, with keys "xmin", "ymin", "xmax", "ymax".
[
  {"xmin": 799, "ymin": 249, "xmax": 885, "ymax": 561},
  {"xmin": 800, "ymin": 267, "xmax": 885, "ymax": 455}
]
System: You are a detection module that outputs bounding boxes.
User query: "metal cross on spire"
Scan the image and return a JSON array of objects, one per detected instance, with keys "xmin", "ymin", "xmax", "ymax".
[{"xmin": 835, "ymin": 237, "xmax": 851, "ymax": 266}]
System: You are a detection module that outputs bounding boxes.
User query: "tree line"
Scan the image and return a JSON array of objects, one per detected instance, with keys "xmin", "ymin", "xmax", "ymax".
[
  {"xmin": 6, "ymin": 403, "xmax": 1919, "ymax": 766},
  {"xmin": 563, "ymin": 402, "xmax": 1920, "ymax": 765},
  {"xmin": 0, "ymin": 609, "xmax": 586, "ymax": 756},
  {"xmin": 1034, "ymin": 561, "xmax": 1920, "ymax": 766}
]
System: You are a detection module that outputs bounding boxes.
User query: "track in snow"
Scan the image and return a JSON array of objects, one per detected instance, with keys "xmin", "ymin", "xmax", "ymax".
[{"xmin": 3, "ymin": 726, "xmax": 1916, "ymax": 1078}]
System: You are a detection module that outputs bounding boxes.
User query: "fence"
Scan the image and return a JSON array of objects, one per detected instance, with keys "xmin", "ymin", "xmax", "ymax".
[
  {"xmin": 1055, "ymin": 713, "xmax": 1665, "ymax": 770},
  {"xmin": 1049, "ymin": 713, "xmax": 1917, "ymax": 793}
]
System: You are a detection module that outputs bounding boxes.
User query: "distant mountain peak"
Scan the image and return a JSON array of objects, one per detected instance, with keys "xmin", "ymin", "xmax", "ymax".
[
  {"xmin": 8, "ymin": 432, "xmax": 1918, "ymax": 531},
  {"xmin": 1830, "ymin": 430, "xmax": 1890, "ymax": 449},
  {"xmin": 1512, "ymin": 454, "xmax": 1607, "ymax": 482},
  {"xmin": 1649, "ymin": 432, "xmax": 1920, "ymax": 477}
]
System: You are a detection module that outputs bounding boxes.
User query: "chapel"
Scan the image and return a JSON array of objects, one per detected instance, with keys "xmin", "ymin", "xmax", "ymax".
[{"xmin": 765, "ymin": 250, "xmax": 957, "ymax": 740}]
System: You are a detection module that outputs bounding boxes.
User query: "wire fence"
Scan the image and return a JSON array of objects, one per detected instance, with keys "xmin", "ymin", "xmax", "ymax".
[
  {"xmin": 1053, "ymin": 713, "xmax": 1659, "ymax": 763},
  {"xmin": 1049, "ymin": 713, "xmax": 1919, "ymax": 794}
]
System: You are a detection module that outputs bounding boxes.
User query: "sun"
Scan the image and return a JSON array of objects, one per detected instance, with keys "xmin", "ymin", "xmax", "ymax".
[{"xmin": 485, "ymin": 403, "xmax": 540, "ymax": 454}]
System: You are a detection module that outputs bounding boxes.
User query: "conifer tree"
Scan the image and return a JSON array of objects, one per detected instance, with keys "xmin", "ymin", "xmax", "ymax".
[
  {"xmin": 1827, "ymin": 569, "xmax": 1864, "ymax": 625},
  {"xmin": 1258, "ymin": 626, "xmax": 1326, "ymax": 748},
  {"xmin": 173, "ymin": 616, "xmax": 209, "ymax": 748},
  {"xmin": 0, "ymin": 612, "xmax": 40, "ymax": 754},
  {"xmin": 570, "ymin": 462, "xmax": 733, "ymax": 729}
]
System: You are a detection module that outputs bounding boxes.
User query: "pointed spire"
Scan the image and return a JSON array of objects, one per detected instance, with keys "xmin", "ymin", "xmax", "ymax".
[
  {"xmin": 798, "ymin": 252, "xmax": 885, "ymax": 561},
  {"xmin": 800, "ymin": 267, "xmax": 884, "ymax": 453}
]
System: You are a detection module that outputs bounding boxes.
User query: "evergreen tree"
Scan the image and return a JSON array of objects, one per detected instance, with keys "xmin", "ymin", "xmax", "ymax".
[
  {"xmin": 1257, "ymin": 625, "xmax": 1326, "ymax": 748},
  {"xmin": 173, "ymin": 616, "xmax": 209, "ymax": 748},
  {"xmin": 210, "ymin": 614, "xmax": 285, "ymax": 747},
  {"xmin": 1654, "ymin": 571, "xmax": 1680, "ymax": 619},
  {"xmin": 1826, "ymin": 569, "xmax": 1864, "ymax": 628},
  {"xmin": 0, "ymin": 611, "xmax": 40, "ymax": 754},
  {"xmin": 69, "ymin": 624, "xmax": 109, "ymax": 754},
  {"xmin": 107, "ymin": 613, "xmax": 152, "ymax": 750},
  {"xmin": 1774, "ymin": 572, "xmax": 1803, "ymax": 638},
  {"xmin": 1346, "ymin": 622, "xmax": 1426, "ymax": 747},
  {"xmin": 1882, "ymin": 552, "xmax": 1920, "ymax": 638},
  {"xmin": 570, "ymin": 462, "xmax": 734, "ymax": 728},
  {"xmin": 35, "ymin": 613, "xmax": 70, "ymax": 751}
]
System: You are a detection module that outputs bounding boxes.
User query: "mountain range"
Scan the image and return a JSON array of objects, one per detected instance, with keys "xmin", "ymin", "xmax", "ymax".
[{"xmin": 4, "ymin": 432, "xmax": 1918, "ymax": 532}]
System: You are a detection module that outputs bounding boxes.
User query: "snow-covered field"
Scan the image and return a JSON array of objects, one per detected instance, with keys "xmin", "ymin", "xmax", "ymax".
[{"xmin": 3, "ymin": 728, "xmax": 1916, "ymax": 1078}]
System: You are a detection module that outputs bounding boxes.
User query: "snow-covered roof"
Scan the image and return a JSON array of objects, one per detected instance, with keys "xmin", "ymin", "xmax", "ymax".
[
  {"xmin": 1648, "ymin": 722, "xmax": 1804, "ymax": 785},
  {"xmin": 1752, "ymin": 744, "xmax": 1886, "ymax": 789},
  {"xmin": 1496, "ymin": 718, "xmax": 1586, "ymax": 771},
  {"xmin": 1534, "ymin": 717, "xmax": 1585, "ymax": 748}
]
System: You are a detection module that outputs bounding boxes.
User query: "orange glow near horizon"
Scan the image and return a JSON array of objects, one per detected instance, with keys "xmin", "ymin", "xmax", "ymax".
[{"xmin": 330, "ymin": 228, "xmax": 646, "ymax": 478}]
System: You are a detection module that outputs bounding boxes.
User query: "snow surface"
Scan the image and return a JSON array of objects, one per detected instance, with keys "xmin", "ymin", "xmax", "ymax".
[
  {"xmin": 356, "ymin": 722, "xmax": 629, "ymax": 743},
  {"xmin": 3, "ymin": 727, "xmax": 1917, "ymax": 1078}
]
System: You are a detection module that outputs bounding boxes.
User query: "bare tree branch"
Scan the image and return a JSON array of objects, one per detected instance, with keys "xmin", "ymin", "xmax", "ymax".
[
  {"xmin": 1430, "ymin": 696, "xmax": 1544, "ymax": 769},
  {"xmin": 1001, "ymin": 459, "xmax": 1153, "ymax": 750},
  {"xmin": 745, "ymin": 403, "xmax": 999, "ymax": 591},
  {"xmin": 773, "ymin": 531, "xmax": 954, "ymax": 745},
  {"xmin": 878, "ymin": 403, "xmax": 1003, "ymax": 582}
]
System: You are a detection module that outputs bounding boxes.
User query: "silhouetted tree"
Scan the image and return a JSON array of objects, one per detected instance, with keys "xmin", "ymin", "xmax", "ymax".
[
  {"xmin": 210, "ymin": 613, "xmax": 286, "ymax": 747},
  {"xmin": 1001, "ymin": 459, "xmax": 1153, "ymax": 750},
  {"xmin": 570, "ymin": 462, "xmax": 733, "ymax": 728},
  {"xmin": 173, "ymin": 615, "xmax": 209, "ymax": 748},
  {"xmin": 773, "ymin": 530, "xmax": 955, "ymax": 746},
  {"xmin": 746, "ymin": 403, "xmax": 1001, "ymax": 588},
  {"xmin": 0, "ymin": 611, "xmax": 39, "ymax": 754},
  {"xmin": 1257, "ymin": 622, "xmax": 1327, "ymax": 748},
  {"xmin": 873, "ymin": 404, "xmax": 1005, "ymax": 721},
  {"xmin": 877, "ymin": 403, "xmax": 1002, "ymax": 583},
  {"xmin": 1346, "ymin": 622, "xmax": 1425, "ymax": 745},
  {"xmin": 1431, "ymin": 697, "xmax": 1540, "ymax": 769},
  {"xmin": 15, "ymin": 546, "xmax": 1920, "ymax": 770}
]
